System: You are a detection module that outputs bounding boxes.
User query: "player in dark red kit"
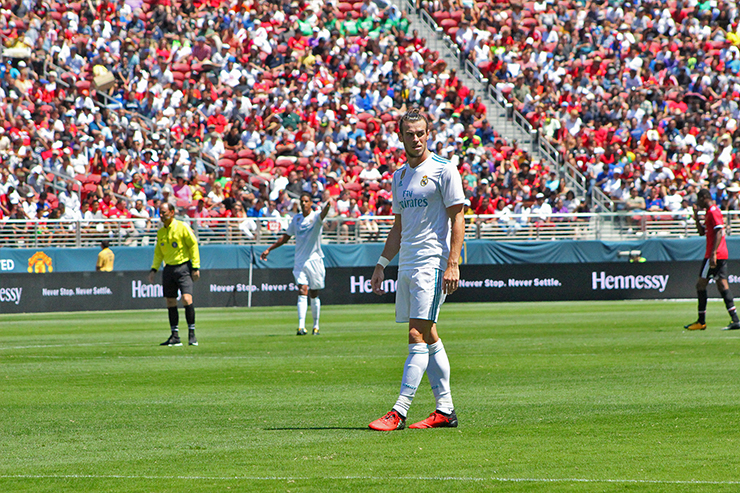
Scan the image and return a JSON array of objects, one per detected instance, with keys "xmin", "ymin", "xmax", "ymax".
[{"xmin": 685, "ymin": 189, "xmax": 740, "ymax": 331}]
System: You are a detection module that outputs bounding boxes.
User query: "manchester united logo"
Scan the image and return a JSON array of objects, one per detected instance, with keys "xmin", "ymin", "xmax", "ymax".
[{"xmin": 420, "ymin": 175, "xmax": 428, "ymax": 186}]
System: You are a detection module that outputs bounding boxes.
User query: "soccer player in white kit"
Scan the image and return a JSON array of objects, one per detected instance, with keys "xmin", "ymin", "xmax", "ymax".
[
  {"xmin": 261, "ymin": 192, "xmax": 331, "ymax": 335},
  {"xmin": 369, "ymin": 110, "xmax": 466, "ymax": 430}
]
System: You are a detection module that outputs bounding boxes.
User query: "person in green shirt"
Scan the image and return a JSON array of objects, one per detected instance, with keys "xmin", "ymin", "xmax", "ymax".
[
  {"xmin": 358, "ymin": 13, "xmax": 374, "ymax": 32},
  {"xmin": 296, "ymin": 10, "xmax": 314, "ymax": 36},
  {"xmin": 342, "ymin": 11, "xmax": 360, "ymax": 36},
  {"xmin": 281, "ymin": 102, "xmax": 301, "ymax": 131},
  {"xmin": 148, "ymin": 202, "xmax": 202, "ymax": 347}
]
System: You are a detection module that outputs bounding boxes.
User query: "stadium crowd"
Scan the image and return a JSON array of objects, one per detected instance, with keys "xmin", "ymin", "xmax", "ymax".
[
  {"xmin": 0, "ymin": 0, "xmax": 574, "ymax": 243},
  {"xmin": 3, "ymin": 0, "xmax": 740, "ymax": 243},
  {"xmin": 431, "ymin": 0, "xmax": 740, "ymax": 217}
]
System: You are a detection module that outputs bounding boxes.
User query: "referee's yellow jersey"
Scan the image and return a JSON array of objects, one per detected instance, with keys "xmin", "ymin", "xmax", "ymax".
[{"xmin": 151, "ymin": 218, "xmax": 201, "ymax": 269}]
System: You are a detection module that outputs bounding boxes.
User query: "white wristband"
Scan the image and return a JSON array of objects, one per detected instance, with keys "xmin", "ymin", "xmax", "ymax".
[{"xmin": 377, "ymin": 256, "xmax": 390, "ymax": 269}]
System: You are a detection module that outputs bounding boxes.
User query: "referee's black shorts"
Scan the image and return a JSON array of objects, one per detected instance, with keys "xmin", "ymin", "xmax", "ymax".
[
  {"xmin": 700, "ymin": 258, "xmax": 729, "ymax": 280},
  {"xmin": 162, "ymin": 261, "xmax": 195, "ymax": 298}
]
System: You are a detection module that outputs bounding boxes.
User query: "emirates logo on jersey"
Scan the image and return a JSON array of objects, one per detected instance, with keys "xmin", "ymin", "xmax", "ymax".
[{"xmin": 420, "ymin": 175, "xmax": 428, "ymax": 186}]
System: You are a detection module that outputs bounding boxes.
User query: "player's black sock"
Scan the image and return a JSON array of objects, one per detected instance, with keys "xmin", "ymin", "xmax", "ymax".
[
  {"xmin": 698, "ymin": 290, "xmax": 708, "ymax": 324},
  {"xmin": 184, "ymin": 303, "xmax": 195, "ymax": 328},
  {"xmin": 719, "ymin": 289, "xmax": 739, "ymax": 323},
  {"xmin": 168, "ymin": 306, "xmax": 179, "ymax": 331}
]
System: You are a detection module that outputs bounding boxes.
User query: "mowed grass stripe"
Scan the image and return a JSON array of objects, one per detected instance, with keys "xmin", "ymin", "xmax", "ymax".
[{"xmin": 1, "ymin": 301, "xmax": 740, "ymax": 492}]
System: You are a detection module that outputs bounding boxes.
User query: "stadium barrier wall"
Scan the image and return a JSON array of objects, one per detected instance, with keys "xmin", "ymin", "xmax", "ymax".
[
  {"xmin": 2, "ymin": 261, "xmax": 739, "ymax": 313},
  {"xmin": 0, "ymin": 237, "xmax": 729, "ymax": 274}
]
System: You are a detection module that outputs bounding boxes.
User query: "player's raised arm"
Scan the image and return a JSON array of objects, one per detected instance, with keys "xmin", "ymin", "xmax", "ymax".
[
  {"xmin": 320, "ymin": 200, "xmax": 333, "ymax": 220},
  {"xmin": 372, "ymin": 214, "xmax": 402, "ymax": 295},
  {"xmin": 693, "ymin": 204, "xmax": 705, "ymax": 236}
]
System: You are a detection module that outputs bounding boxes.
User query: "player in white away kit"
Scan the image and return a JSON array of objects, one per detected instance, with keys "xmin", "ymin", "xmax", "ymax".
[
  {"xmin": 261, "ymin": 192, "xmax": 331, "ymax": 335},
  {"xmin": 369, "ymin": 110, "xmax": 466, "ymax": 430}
]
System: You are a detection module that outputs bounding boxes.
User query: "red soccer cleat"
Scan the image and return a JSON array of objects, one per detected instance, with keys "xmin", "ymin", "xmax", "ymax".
[
  {"xmin": 409, "ymin": 410, "xmax": 458, "ymax": 429},
  {"xmin": 368, "ymin": 410, "xmax": 406, "ymax": 431}
]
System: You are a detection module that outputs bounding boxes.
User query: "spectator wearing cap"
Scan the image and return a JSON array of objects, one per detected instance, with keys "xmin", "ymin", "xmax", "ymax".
[
  {"xmin": 347, "ymin": 117, "xmax": 366, "ymax": 145},
  {"xmin": 531, "ymin": 193, "xmax": 553, "ymax": 225}
]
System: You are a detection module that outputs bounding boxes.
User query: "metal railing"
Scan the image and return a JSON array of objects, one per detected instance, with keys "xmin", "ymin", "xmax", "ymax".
[
  {"xmin": 401, "ymin": 0, "xmax": 614, "ymax": 213},
  {"xmin": 0, "ymin": 211, "xmax": 728, "ymax": 248}
]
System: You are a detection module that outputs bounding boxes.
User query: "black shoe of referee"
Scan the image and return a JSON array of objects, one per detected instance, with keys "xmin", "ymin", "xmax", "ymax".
[
  {"xmin": 160, "ymin": 334, "xmax": 182, "ymax": 346},
  {"xmin": 188, "ymin": 329, "xmax": 198, "ymax": 346}
]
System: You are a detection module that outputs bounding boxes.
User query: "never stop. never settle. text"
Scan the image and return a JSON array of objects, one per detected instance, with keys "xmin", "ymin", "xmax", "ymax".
[{"xmin": 349, "ymin": 275, "xmax": 561, "ymax": 293}]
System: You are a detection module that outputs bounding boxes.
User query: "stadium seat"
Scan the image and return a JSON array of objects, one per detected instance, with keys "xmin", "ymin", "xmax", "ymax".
[{"xmin": 433, "ymin": 11, "xmax": 450, "ymax": 22}]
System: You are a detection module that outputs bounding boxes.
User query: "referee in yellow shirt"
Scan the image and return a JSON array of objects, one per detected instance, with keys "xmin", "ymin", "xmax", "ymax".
[{"xmin": 148, "ymin": 203, "xmax": 201, "ymax": 346}]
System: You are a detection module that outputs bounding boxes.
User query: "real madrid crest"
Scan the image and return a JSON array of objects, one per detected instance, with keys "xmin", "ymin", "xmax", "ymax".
[{"xmin": 420, "ymin": 175, "xmax": 428, "ymax": 186}]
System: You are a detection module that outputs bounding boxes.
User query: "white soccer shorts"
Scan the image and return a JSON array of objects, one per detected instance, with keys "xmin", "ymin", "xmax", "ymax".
[
  {"xmin": 395, "ymin": 267, "xmax": 446, "ymax": 323},
  {"xmin": 293, "ymin": 257, "xmax": 326, "ymax": 290}
]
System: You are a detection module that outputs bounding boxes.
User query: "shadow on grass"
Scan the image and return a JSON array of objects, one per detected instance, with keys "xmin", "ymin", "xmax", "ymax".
[{"xmin": 264, "ymin": 427, "xmax": 369, "ymax": 431}]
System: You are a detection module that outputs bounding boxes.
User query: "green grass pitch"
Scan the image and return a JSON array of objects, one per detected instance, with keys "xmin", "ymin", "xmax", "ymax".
[{"xmin": 1, "ymin": 300, "xmax": 740, "ymax": 492}]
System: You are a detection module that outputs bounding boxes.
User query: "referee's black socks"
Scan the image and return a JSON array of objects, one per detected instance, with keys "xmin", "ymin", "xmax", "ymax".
[
  {"xmin": 185, "ymin": 304, "xmax": 195, "ymax": 329},
  {"xmin": 168, "ymin": 306, "xmax": 179, "ymax": 332},
  {"xmin": 720, "ymin": 289, "xmax": 740, "ymax": 323}
]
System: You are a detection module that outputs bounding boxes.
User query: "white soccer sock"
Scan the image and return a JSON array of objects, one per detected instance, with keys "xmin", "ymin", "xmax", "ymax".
[
  {"xmin": 297, "ymin": 295, "xmax": 308, "ymax": 329},
  {"xmin": 426, "ymin": 340, "xmax": 454, "ymax": 414},
  {"xmin": 310, "ymin": 297, "xmax": 321, "ymax": 329},
  {"xmin": 392, "ymin": 343, "xmax": 429, "ymax": 417}
]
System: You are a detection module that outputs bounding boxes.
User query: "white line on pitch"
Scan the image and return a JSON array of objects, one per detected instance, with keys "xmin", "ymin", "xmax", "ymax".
[
  {"xmin": 0, "ymin": 343, "xmax": 114, "ymax": 350},
  {"xmin": 1, "ymin": 475, "xmax": 739, "ymax": 485}
]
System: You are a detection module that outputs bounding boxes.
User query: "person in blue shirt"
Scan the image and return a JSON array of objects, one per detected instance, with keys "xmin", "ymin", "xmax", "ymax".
[
  {"xmin": 347, "ymin": 118, "xmax": 366, "ymax": 144},
  {"xmin": 354, "ymin": 84, "xmax": 374, "ymax": 113}
]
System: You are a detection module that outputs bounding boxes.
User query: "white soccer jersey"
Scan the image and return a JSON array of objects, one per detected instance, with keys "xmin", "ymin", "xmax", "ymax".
[
  {"xmin": 286, "ymin": 209, "xmax": 324, "ymax": 268},
  {"xmin": 392, "ymin": 153, "xmax": 465, "ymax": 271}
]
